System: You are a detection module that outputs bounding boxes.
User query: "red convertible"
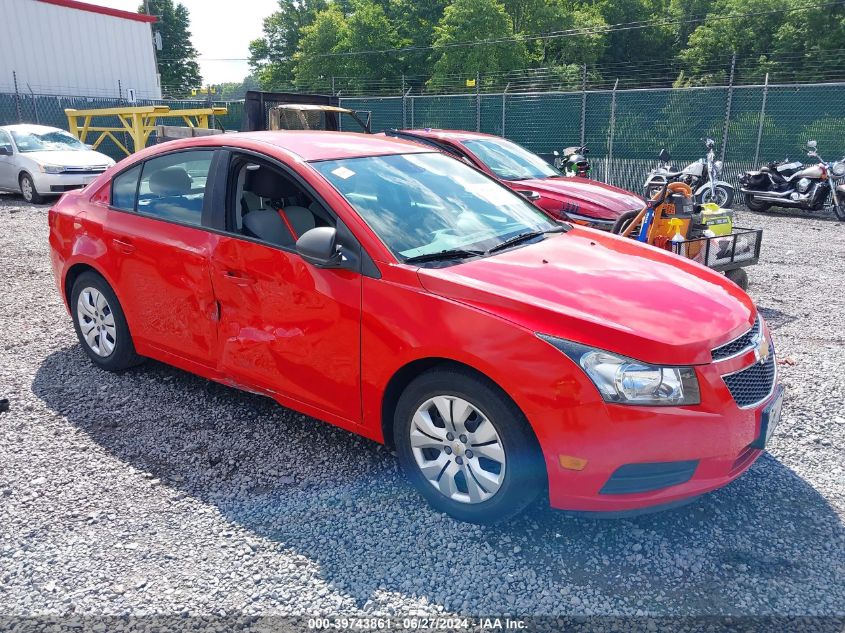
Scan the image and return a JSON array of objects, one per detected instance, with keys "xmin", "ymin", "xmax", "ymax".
[
  {"xmin": 49, "ymin": 131, "xmax": 782, "ymax": 523},
  {"xmin": 387, "ymin": 129, "xmax": 645, "ymax": 230}
]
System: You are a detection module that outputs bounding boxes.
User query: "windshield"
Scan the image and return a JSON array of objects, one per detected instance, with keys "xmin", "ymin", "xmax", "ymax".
[
  {"xmin": 312, "ymin": 152, "xmax": 557, "ymax": 261},
  {"xmin": 10, "ymin": 130, "xmax": 87, "ymax": 153},
  {"xmin": 462, "ymin": 138, "xmax": 560, "ymax": 181}
]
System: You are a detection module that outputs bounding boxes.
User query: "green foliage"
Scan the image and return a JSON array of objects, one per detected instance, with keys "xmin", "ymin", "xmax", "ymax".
[
  {"xmin": 429, "ymin": 0, "xmax": 528, "ymax": 87},
  {"xmin": 245, "ymin": 0, "xmax": 845, "ymax": 91},
  {"xmin": 249, "ymin": 0, "xmax": 328, "ymax": 90},
  {"xmin": 139, "ymin": 0, "xmax": 202, "ymax": 98},
  {"xmin": 216, "ymin": 75, "xmax": 261, "ymax": 100}
]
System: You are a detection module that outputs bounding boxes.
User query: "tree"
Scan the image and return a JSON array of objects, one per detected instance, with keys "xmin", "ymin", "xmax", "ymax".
[
  {"xmin": 249, "ymin": 0, "xmax": 328, "ymax": 90},
  {"xmin": 217, "ymin": 75, "xmax": 260, "ymax": 100},
  {"xmin": 293, "ymin": 5, "xmax": 350, "ymax": 89},
  {"xmin": 342, "ymin": 1, "xmax": 410, "ymax": 84},
  {"xmin": 429, "ymin": 0, "xmax": 528, "ymax": 88},
  {"xmin": 139, "ymin": 0, "xmax": 201, "ymax": 97}
]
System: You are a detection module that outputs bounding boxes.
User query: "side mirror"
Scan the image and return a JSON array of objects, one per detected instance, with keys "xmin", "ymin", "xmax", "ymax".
[
  {"xmin": 807, "ymin": 139, "xmax": 818, "ymax": 149},
  {"xmin": 0, "ymin": 146, "xmax": 11, "ymax": 156},
  {"xmin": 705, "ymin": 138, "xmax": 715, "ymax": 148},
  {"xmin": 296, "ymin": 227, "xmax": 343, "ymax": 268},
  {"xmin": 658, "ymin": 148, "xmax": 671, "ymax": 162},
  {"xmin": 552, "ymin": 150, "xmax": 560, "ymax": 157},
  {"xmin": 514, "ymin": 189, "xmax": 540, "ymax": 201}
]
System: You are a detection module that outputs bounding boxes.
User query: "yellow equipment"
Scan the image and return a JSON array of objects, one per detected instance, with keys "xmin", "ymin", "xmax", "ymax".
[{"xmin": 64, "ymin": 105, "xmax": 228, "ymax": 156}]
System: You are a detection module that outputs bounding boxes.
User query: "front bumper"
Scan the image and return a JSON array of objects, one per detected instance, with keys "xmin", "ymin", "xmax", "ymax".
[
  {"xmin": 31, "ymin": 171, "xmax": 103, "ymax": 195},
  {"xmin": 537, "ymin": 335, "xmax": 781, "ymax": 513}
]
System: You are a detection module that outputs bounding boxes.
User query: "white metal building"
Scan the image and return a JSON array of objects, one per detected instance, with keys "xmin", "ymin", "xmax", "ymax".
[{"xmin": 1, "ymin": 0, "xmax": 161, "ymax": 99}]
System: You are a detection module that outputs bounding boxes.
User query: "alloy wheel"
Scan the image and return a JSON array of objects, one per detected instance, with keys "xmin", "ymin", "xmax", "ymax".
[
  {"xmin": 76, "ymin": 287, "xmax": 117, "ymax": 357},
  {"xmin": 20, "ymin": 176, "xmax": 33, "ymax": 202},
  {"xmin": 409, "ymin": 395, "xmax": 506, "ymax": 504}
]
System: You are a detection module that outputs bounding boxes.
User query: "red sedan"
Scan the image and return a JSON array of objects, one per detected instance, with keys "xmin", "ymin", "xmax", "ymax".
[
  {"xmin": 48, "ymin": 131, "xmax": 782, "ymax": 523},
  {"xmin": 386, "ymin": 129, "xmax": 645, "ymax": 230}
]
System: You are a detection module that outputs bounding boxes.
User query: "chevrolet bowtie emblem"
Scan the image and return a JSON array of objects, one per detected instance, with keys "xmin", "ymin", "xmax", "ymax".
[{"xmin": 755, "ymin": 336, "xmax": 770, "ymax": 365}]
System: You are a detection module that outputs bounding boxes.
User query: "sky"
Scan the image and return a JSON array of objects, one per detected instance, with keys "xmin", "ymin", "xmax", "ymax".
[{"xmin": 89, "ymin": 0, "xmax": 279, "ymax": 84}]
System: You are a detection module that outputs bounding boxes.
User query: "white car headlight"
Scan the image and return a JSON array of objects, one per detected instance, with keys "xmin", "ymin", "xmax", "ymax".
[
  {"xmin": 538, "ymin": 335, "xmax": 700, "ymax": 406},
  {"xmin": 39, "ymin": 164, "xmax": 65, "ymax": 174}
]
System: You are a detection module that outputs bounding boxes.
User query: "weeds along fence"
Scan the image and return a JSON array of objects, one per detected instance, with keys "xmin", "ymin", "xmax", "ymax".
[{"xmin": 2, "ymin": 81, "xmax": 844, "ymax": 194}]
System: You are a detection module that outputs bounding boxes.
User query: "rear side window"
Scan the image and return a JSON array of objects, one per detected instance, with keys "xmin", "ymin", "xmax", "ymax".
[
  {"xmin": 111, "ymin": 164, "xmax": 141, "ymax": 211},
  {"xmin": 136, "ymin": 150, "xmax": 214, "ymax": 226}
]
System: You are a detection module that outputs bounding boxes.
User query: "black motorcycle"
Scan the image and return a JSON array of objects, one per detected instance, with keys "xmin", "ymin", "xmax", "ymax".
[
  {"xmin": 739, "ymin": 140, "xmax": 845, "ymax": 220},
  {"xmin": 644, "ymin": 138, "xmax": 734, "ymax": 208}
]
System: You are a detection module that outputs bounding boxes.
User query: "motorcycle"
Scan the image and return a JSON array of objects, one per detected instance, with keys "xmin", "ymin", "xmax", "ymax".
[
  {"xmin": 644, "ymin": 138, "xmax": 735, "ymax": 208},
  {"xmin": 739, "ymin": 140, "xmax": 845, "ymax": 220},
  {"xmin": 554, "ymin": 145, "xmax": 591, "ymax": 177}
]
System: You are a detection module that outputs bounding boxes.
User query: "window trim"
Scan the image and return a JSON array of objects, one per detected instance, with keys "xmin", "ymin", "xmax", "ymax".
[
  {"xmin": 216, "ymin": 147, "xmax": 380, "ymax": 278},
  {"xmin": 108, "ymin": 147, "xmax": 219, "ymax": 228}
]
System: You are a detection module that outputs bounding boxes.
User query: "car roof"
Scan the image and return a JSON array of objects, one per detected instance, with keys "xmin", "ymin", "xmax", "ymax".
[
  {"xmin": 0, "ymin": 124, "xmax": 68, "ymax": 134},
  {"xmin": 227, "ymin": 130, "xmax": 430, "ymax": 161},
  {"xmin": 399, "ymin": 128, "xmax": 499, "ymax": 142}
]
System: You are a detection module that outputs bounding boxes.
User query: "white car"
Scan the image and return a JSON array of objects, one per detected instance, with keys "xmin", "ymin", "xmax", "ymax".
[{"xmin": 0, "ymin": 124, "xmax": 115, "ymax": 204}]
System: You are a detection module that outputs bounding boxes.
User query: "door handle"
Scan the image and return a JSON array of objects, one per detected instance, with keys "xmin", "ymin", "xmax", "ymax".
[
  {"xmin": 223, "ymin": 270, "xmax": 255, "ymax": 286},
  {"xmin": 111, "ymin": 238, "xmax": 135, "ymax": 254}
]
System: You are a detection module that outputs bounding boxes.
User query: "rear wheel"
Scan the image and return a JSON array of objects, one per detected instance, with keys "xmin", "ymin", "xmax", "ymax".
[
  {"xmin": 19, "ymin": 173, "xmax": 44, "ymax": 204},
  {"xmin": 744, "ymin": 193, "xmax": 771, "ymax": 213},
  {"xmin": 70, "ymin": 272, "xmax": 142, "ymax": 371},
  {"xmin": 394, "ymin": 369, "xmax": 545, "ymax": 524}
]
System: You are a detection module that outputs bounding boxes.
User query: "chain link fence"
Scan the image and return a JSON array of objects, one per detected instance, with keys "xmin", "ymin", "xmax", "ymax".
[
  {"xmin": 2, "ymin": 82, "xmax": 843, "ymax": 195},
  {"xmin": 343, "ymin": 81, "xmax": 845, "ymax": 193}
]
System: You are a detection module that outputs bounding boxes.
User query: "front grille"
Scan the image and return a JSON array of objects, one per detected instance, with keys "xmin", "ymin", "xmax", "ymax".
[
  {"xmin": 60, "ymin": 167, "xmax": 108, "ymax": 174},
  {"xmin": 722, "ymin": 354, "xmax": 776, "ymax": 408},
  {"xmin": 712, "ymin": 317, "xmax": 760, "ymax": 361}
]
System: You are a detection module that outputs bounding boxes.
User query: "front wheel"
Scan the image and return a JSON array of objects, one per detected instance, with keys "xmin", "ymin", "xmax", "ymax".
[
  {"xmin": 832, "ymin": 192, "xmax": 845, "ymax": 221},
  {"xmin": 19, "ymin": 173, "xmax": 44, "ymax": 204},
  {"xmin": 744, "ymin": 193, "xmax": 771, "ymax": 213},
  {"xmin": 394, "ymin": 368, "xmax": 545, "ymax": 524},
  {"xmin": 699, "ymin": 184, "xmax": 734, "ymax": 208}
]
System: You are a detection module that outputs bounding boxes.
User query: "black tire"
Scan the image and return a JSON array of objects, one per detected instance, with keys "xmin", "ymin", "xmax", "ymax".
[
  {"xmin": 700, "ymin": 184, "xmax": 734, "ymax": 209},
  {"xmin": 70, "ymin": 271, "xmax": 143, "ymax": 371},
  {"xmin": 744, "ymin": 193, "xmax": 771, "ymax": 213},
  {"xmin": 394, "ymin": 368, "xmax": 545, "ymax": 524},
  {"xmin": 611, "ymin": 209, "xmax": 641, "ymax": 235},
  {"xmin": 19, "ymin": 173, "xmax": 44, "ymax": 204},
  {"xmin": 725, "ymin": 268, "xmax": 749, "ymax": 290}
]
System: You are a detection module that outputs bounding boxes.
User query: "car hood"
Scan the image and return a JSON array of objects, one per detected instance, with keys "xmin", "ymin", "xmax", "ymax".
[
  {"xmin": 417, "ymin": 227, "xmax": 755, "ymax": 365},
  {"xmin": 513, "ymin": 176, "xmax": 644, "ymax": 220},
  {"xmin": 21, "ymin": 150, "xmax": 113, "ymax": 168}
]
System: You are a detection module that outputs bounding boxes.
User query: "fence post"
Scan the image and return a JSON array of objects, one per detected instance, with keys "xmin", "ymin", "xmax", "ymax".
[
  {"xmin": 13, "ymin": 71, "xmax": 22, "ymax": 123},
  {"xmin": 753, "ymin": 73, "xmax": 769, "ymax": 167},
  {"xmin": 501, "ymin": 82, "xmax": 510, "ymax": 137},
  {"xmin": 580, "ymin": 64, "xmax": 587, "ymax": 146},
  {"xmin": 410, "ymin": 95, "xmax": 415, "ymax": 128},
  {"xmin": 720, "ymin": 52, "xmax": 736, "ymax": 162},
  {"xmin": 402, "ymin": 74, "xmax": 406, "ymax": 128},
  {"xmin": 27, "ymin": 84, "xmax": 39, "ymax": 124},
  {"xmin": 402, "ymin": 85, "xmax": 412, "ymax": 129},
  {"xmin": 475, "ymin": 71, "xmax": 481, "ymax": 132},
  {"xmin": 607, "ymin": 78, "xmax": 618, "ymax": 186},
  {"xmin": 331, "ymin": 76, "xmax": 336, "ymax": 96}
]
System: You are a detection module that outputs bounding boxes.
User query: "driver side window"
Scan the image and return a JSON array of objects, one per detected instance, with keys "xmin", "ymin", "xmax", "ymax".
[
  {"xmin": 0, "ymin": 130, "xmax": 12, "ymax": 154},
  {"xmin": 228, "ymin": 156, "xmax": 334, "ymax": 248}
]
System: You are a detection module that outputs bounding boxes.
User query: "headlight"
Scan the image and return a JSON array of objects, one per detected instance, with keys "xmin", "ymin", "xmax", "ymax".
[
  {"xmin": 39, "ymin": 164, "xmax": 65, "ymax": 174},
  {"xmin": 713, "ymin": 160, "xmax": 723, "ymax": 174},
  {"xmin": 832, "ymin": 161, "xmax": 845, "ymax": 177},
  {"xmin": 538, "ymin": 335, "xmax": 700, "ymax": 406}
]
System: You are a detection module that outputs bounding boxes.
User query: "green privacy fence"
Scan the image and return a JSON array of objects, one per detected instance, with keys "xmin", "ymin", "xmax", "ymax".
[
  {"xmin": 2, "ymin": 82, "xmax": 843, "ymax": 195},
  {"xmin": 342, "ymin": 82, "xmax": 845, "ymax": 193}
]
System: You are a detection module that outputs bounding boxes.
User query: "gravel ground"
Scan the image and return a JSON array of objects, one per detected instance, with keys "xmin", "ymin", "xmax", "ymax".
[{"xmin": 0, "ymin": 193, "xmax": 843, "ymax": 629}]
